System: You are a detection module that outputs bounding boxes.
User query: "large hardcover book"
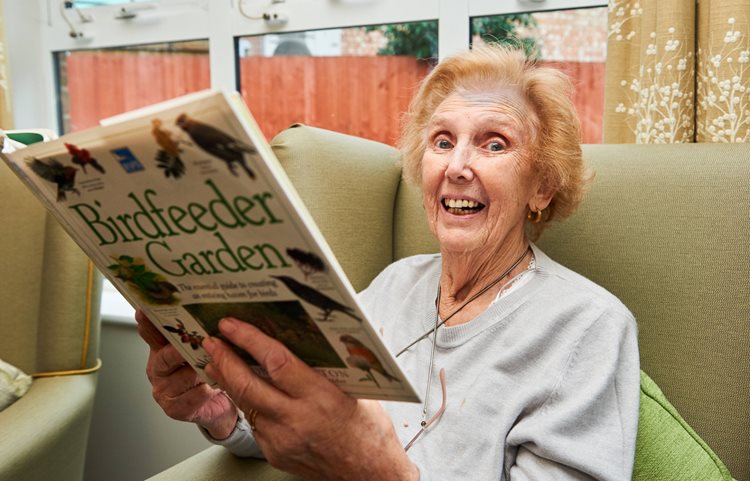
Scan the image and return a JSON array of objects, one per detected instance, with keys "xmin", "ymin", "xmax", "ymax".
[{"xmin": 1, "ymin": 90, "xmax": 419, "ymax": 402}]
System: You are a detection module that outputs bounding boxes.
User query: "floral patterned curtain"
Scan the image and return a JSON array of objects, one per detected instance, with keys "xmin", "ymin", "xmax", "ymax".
[
  {"xmin": 0, "ymin": 0, "xmax": 13, "ymax": 129},
  {"xmin": 604, "ymin": 0, "xmax": 750, "ymax": 143}
]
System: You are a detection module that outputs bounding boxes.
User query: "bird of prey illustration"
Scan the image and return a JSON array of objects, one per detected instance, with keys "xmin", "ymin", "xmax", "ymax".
[
  {"xmin": 151, "ymin": 118, "xmax": 186, "ymax": 178},
  {"xmin": 175, "ymin": 113, "xmax": 256, "ymax": 178},
  {"xmin": 271, "ymin": 275, "xmax": 362, "ymax": 323},
  {"xmin": 340, "ymin": 334, "xmax": 400, "ymax": 387},
  {"xmin": 64, "ymin": 142, "xmax": 105, "ymax": 174},
  {"xmin": 27, "ymin": 157, "xmax": 79, "ymax": 201}
]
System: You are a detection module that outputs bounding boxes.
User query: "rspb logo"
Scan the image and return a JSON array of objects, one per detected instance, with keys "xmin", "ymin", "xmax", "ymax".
[{"xmin": 111, "ymin": 147, "xmax": 145, "ymax": 173}]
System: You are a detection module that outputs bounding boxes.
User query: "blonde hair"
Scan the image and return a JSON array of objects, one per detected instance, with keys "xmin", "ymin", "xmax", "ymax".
[{"xmin": 400, "ymin": 43, "xmax": 592, "ymax": 239}]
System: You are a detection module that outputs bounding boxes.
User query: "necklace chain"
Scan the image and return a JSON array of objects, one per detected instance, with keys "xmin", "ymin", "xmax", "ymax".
[
  {"xmin": 396, "ymin": 244, "xmax": 533, "ymax": 430},
  {"xmin": 395, "ymin": 245, "xmax": 532, "ymax": 358}
]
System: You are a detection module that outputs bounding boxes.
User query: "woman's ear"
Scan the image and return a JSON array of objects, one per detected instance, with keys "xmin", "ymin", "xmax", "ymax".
[{"xmin": 529, "ymin": 180, "xmax": 556, "ymax": 212}]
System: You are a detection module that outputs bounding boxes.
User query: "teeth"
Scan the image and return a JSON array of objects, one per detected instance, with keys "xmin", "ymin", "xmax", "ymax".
[{"xmin": 445, "ymin": 198, "xmax": 478, "ymax": 209}]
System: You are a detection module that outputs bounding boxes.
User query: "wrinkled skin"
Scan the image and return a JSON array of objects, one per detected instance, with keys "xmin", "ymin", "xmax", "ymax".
[
  {"xmin": 136, "ymin": 310, "xmax": 238, "ymax": 439},
  {"xmin": 203, "ymin": 317, "xmax": 419, "ymax": 481}
]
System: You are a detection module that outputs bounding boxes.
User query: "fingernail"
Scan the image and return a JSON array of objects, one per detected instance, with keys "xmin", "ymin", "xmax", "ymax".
[
  {"xmin": 203, "ymin": 337, "xmax": 217, "ymax": 353},
  {"xmin": 219, "ymin": 317, "xmax": 238, "ymax": 334}
]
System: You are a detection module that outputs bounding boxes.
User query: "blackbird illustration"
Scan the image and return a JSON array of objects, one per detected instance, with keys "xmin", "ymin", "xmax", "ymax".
[
  {"xmin": 286, "ymin": 248, "xmax": 327, "ymax": 279},
  {"xmin": 175, "ymin": 113, "xmax": 256, "ymax": 178},
  {"xmin": 151, "ymin": 118, "xmax": 186, "ymax": 178},
  {"xmin": 272, "ymin": 275, "xmax": 362, "ymax": 323},
  {"xmin": 64, "ymin": 142, "xmax": 105, "ymax": 174},
  {"xmin": 340, "ymin": 334, "xmax": 400, "ymax": 387},
  {"xmin": 28, "ymin": 157, "xmax": 79, "ymax": 201}
]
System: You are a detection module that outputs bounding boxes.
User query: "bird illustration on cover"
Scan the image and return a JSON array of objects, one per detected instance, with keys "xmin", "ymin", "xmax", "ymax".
[
  {"xmin": 340, "ymin": 334, "xmax": 400, "ymax": 387},
  {"xmin": 271, "ymin": 275, "xmax": 362, "ymax": 323},
  {"xmin": 175, "ymin": 113, "xmax": 257, "ymax": 178},
  {"xmin": 107, "ymin": 255, "xmax": 179, "ymax": 305},
  {"xmin": 286, "ymin": 248, "xmax": 327, "ymax": 279},
  {"xmin": 64, "ymin": 142, "xmax": 105, "ymax": 174},
  {"xmin": 163, "ymin": 318, "xmax": 204, "ymax": 350},
  {"xmin": 151, "ymin": 118, "xmax": 186, "ymax": 178},
  {"xmin": 27, "ymin": 157, "xmax": 79, "ymax": 201}
]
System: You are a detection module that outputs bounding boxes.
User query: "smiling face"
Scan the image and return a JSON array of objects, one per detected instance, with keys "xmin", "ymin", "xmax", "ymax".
[{"xmin": 421, "ymin": 89, "xmax": 552, "ymax": 257}]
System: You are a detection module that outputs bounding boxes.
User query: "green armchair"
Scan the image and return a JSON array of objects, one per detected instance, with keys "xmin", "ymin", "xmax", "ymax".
[
  {"xmin": 0, "ymin": 162, "xmax": 102, "ymax": 481},
  {"xmin": 149, "ymin": 125, "xmax": 748, "ymax": 481}
]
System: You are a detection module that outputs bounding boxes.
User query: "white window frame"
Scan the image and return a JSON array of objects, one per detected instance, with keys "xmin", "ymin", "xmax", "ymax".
[{"xmin": 8, "ymin": 0, "xmax": 605, "ymax": 131}]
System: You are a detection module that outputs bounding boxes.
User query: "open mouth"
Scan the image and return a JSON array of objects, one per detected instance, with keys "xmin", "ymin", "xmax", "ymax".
[{"xmin": 441, "ymin": 197, "xmax": 485, "ymax": 216}]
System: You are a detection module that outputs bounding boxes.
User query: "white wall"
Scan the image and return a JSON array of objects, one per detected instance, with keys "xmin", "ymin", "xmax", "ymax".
[{"xmin": 3, "ymin": 1, "xmax": 53, "ymax": 129}]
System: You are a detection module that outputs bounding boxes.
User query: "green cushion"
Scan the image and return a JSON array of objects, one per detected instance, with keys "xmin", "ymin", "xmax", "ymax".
[{"xmin": 634, "ymin": 371, "xmax": 733, "ymax": 481}]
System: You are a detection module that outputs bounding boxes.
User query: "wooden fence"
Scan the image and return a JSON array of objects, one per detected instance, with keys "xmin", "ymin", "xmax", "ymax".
[{"xmin": 65, "ymin": 52, "xmax": 604, "ymax": 144}]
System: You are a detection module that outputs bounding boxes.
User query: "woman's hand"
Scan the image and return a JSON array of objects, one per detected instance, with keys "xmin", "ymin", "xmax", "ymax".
[
  {"xmin": 135, "ymin": 309, "xmax": 238, "ymax": 439},
  {"xmin": 203, "ymin": 317, "xmax": 419, "ymax": 481}
]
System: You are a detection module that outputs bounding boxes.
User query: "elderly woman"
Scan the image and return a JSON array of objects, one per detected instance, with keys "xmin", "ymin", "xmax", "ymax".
[{"xmin": 136, "ymin": 43, "xmax": 639, "ymax": 481}]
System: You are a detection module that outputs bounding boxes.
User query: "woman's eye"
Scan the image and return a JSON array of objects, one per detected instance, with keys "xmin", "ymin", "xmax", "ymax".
[
  {"xmin": 487, "ymin": 142, "xmax": 504, "ymax": 152},
  {"xmin": 435, "ymin": 139, "xmax": 452, "ymax": 149}
]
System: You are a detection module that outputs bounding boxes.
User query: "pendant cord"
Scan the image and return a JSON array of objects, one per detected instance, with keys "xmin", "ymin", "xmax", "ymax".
[
  {"xmin": 396, "ymin": 245, "xmax": 532, "ymax": 358},
  {"xmin": 398, "ymin": 245, "xmax": 532, "ymax": 426}
]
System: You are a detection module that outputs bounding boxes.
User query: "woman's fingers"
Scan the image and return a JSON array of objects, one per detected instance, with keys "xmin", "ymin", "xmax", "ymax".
[
  {"xmin": 148, "ymin": 344, "xmax": 189, "ymax": 378},
  {"xmin": 135, "ymin": 309, "xmax": 168, "ymax": 349},
  {"xmin": 219, "ymin": 317, "xmax": 326, "ymax": 399},
  {"xmin": 202, "ymin": 342, "xmax": 284, "ymax": 416}
]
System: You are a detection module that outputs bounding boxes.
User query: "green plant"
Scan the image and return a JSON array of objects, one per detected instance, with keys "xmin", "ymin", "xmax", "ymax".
[{"xmin": 367, "ymin": 15, "xmax": 537, "ymax": 61}]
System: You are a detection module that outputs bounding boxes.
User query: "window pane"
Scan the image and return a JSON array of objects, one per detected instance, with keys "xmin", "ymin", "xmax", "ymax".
[
  {"xmin": 472, "ymin": 8, "xmax": 608, "ymax": 143},
  {"xmin": 56, "ymin": 40, "xmax": 209, "ymax": 133},
  {"xmin": 237, "ymin": 22, "xmax": 437, "ymax": 146}
]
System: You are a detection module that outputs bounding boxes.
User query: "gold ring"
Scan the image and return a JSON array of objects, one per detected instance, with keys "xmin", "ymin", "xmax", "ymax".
[{"xmin": 248, "ymin": 408, "xmax": 259, "ymax": 433}]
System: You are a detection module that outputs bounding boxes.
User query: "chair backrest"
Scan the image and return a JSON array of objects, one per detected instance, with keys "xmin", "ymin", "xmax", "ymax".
[
  {"xmin": 1, "ymin": 161, "xmax": 101, "ymax": 375},
  {"xmin": 271, "ymin": 124, "xmax": 402, "ymax": 292},
  {"xmin": 536, "ymin": 144, "xmax": 749, "ymax": 481},
  {"xmin": 272, "ymin": 125, "xmax": 749, "ymax": 481}
]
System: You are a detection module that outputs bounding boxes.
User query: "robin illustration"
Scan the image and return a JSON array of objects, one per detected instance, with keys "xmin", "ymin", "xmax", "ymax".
[
  {"xmin": 28, "ymin": 157, "xmax": 79, "ymax": 201},
  {"xmin": 151, "ymin": 118, "xmax": 186, "ymax": 178},
  {"xmin": 175, "ymin": 113, "xmax": 256, "ymax": 178},
  {"xmin": 340, "ymin": 334, "xmax": 400, "ymax": 387},
  {"xmin": 272, "ymin": 275, "xmax": 362, "ymax": 323},
  {"xmin": 64, "ymin": 143, "xmax": 105, "ymax": 174}
]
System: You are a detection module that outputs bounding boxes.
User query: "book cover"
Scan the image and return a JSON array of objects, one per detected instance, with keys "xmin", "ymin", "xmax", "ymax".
[{"xmin": 1, "ymin": 90, "xmax": 419, "ymax": 402}]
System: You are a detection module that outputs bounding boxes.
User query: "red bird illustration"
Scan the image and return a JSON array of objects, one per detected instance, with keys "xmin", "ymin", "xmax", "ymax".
[
  {"xmin": 151, "ymin": 118, "xmax": 186, "ymax": 178},
  {"xmin": 340, "ymin": 334, "xmax": 400, "ymax": 387},
  {"xmin": 175, "ymin": 113, "xmax": 256, "ymax": 178},
  {"xmin": 27, "ymin": 157, "xmax": 79, "ymax": 201},
  {"xmin": 64, "ymin": 142, "xmax": 105, "ymax": 174},
  {"xmin": 163, "ymin": 319, "xmax": 204, "ymax": 350}
]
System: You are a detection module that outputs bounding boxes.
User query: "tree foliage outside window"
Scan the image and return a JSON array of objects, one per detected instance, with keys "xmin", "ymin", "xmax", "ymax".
[{"xmin": 367, "ymin": 15, "xmax": 538, "ymax": 61}]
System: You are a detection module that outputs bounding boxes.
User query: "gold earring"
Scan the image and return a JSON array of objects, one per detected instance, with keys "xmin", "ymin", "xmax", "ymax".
[{"xmin": 527, "ymin": 208, "xmax": 543, "ymax": 224}]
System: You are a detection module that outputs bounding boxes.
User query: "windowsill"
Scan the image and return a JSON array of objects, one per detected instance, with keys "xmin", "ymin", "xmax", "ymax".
[{"xmin": 100, "ymin": 280, "xmax": 136, "ymax": 325}]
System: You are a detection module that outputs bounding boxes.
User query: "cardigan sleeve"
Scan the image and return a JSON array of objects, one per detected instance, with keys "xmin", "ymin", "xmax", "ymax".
[{"xmin": 197, "ymin": 412, "xmax": 265, "ymax": 458}]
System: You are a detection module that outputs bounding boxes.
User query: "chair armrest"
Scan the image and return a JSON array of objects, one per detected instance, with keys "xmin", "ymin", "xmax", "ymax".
[
  {"xmin": 0, "ymin": 374, "xmax": 97, "ymax": 481},
  {"xmin": 145, "ymin": 445, "xmax": 303, "ymax": 481}
]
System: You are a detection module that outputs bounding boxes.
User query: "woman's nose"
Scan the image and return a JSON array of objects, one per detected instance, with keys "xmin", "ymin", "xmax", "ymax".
[{"xmin": 445, "ymin": 145, "xmax": 474, "ymax": 182}]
